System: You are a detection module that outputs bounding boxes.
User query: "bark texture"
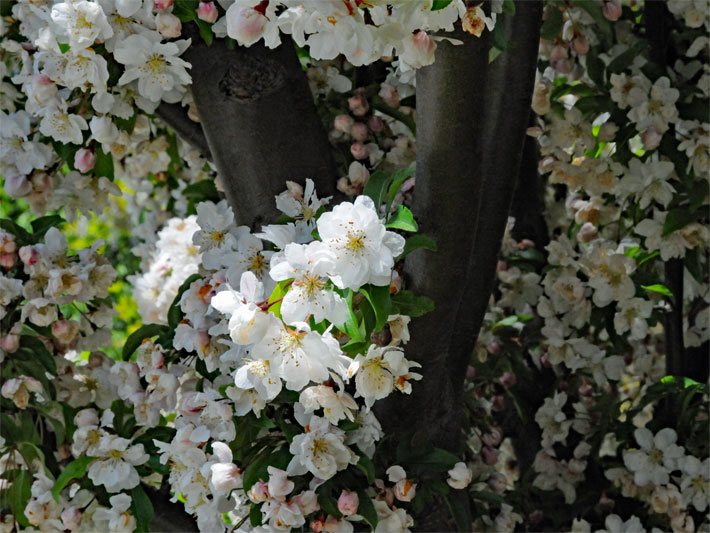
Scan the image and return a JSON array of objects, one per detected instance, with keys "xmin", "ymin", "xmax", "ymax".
[
  {"xmin": 376, "ymin": 3, "xmax": 543, "ymax": 530},
  {"xmin": 183, "ymin": 31, "xmax": 338, "ymax": 228}
]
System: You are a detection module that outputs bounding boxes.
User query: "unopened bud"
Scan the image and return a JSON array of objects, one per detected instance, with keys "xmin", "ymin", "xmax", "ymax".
[
  {"xmin": 196, "ymin": 1, "xmax": 218, "ymax": 23},
  {"xmin": 74, "ymin": 148, "xmax": 96, "ymax": 173},
  {"xmin": 157, "ymin": 12, "xmax": 182, "ymax": 38},
  {"xmin": 350, "ymin": 142, "xmax": 369, "ymax": 160},
  {"xmin": 337, "ymin": 490, "xmax": 359, "ymax": 516},
  {"xmin": 350, "ymin": 122, "xmax": 369, "ymax": 142}
]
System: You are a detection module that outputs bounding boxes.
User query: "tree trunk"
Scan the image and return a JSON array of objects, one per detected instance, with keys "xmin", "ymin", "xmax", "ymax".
[
  {"xmin": 377, "ymin": 3, "xmax": 543, "ymax": 530},
  {"xmin": 183, "ymin": 31, "xmax": 338, "ymax": 228}
]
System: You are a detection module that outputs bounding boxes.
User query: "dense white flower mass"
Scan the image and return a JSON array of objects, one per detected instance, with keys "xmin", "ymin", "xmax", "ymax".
[{"xmin": 0, "ymin": 0, "xmax": 708, "ymax": 531}]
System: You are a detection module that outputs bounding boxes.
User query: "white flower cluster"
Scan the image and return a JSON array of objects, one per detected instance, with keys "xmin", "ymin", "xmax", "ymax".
[
  {"xmin": 130, "ymin": 215, "xmax": 201, "ymax": 324},
  {"xmin": 222, "ymin": 0, "xmax": 498, "ymax": 71},
  {"xmin": 0, "ymin": 227, "xmax": 116, "ymax": 364},
  {"xmin": 140, "ymin": 181, "xmax": 422, "ymax": 530}
]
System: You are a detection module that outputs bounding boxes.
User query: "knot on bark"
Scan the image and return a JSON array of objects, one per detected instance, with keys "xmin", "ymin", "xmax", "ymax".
[{"xmin": 218, "ymin": 55, "xmax": 286, "ymax": 102}]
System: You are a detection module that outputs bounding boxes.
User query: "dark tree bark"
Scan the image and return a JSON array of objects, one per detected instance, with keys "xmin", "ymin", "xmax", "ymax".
[
  {"xmin": 156, "ymin": 101, "xmax": 211, "ymax": 158},
  {"xmin": 511, "ymin": 114, "xmax": 549, "ymax": 248},
  {"xmin": 182, "ymin": 31, "xmax": 338, "ymax": 229},
  {"xmin": 376, "ymin": 3, "xmax": 543, "ymax": 530}
]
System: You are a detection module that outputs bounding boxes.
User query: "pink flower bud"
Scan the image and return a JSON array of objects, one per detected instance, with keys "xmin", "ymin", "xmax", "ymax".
[
  {"xmin": 466, "ymin": 365, "xmax": 476, "ymax": 380},
  {"xmin": 528, "ymin": 510, "xmax": 544, "ymax": 525},
  {"xmin": 333, "ymin": 114, "xmax": 354, "ymax": 134},
  {"xmin": 487, "ymin": 340, "xmax": 502, "ymax": 354},
  {"xmin": 368, "ymin": 115, "xmax": 385, "ymax": 132},
  {"xmin": 482, "ymin": 428, "xmax": 502, "ymax": 447},
  {"xmin": 378, "ymin": 84, "xmax": 400, "ymax": 108},
  {"xmin": 154, "ymin": 0, "xmax": 173, "ymax": 10},
  {"xmin": 19, "ymin": 245, "xmax": 39, "ymax": 266},
  {"xmin": 350, "ymin": 122, "xmax": 369, "ymax": 142},
  {"xmin": 197, "ymin": 1, "xmax": 219, "ymax": 23},
  {"xmin": 482, "ymin": 446, "xmax": 499, "ymax": 465},
  {"xmin": 337, "ymin": 490, "xmax": 359, "ymax": 516},
  {"xmin": 641, "ymin": 126, "xmax": 662, "ymax": 150},
  {"xmin": 488, "ymin": 473, "xmax": 507, "ymax": 493},
  {"xmin": 348, "ymin": 93, "xmax": 369, "ymax": 117},
  {"xmin": 0, "ymin": 334, "xmax": 19, "ymax": 354},
  {"xmin": 61, "ymin": 507, "xmax": 82, "ymax": 531},
  {"xmin": 576, "ymin": 222, "xmax": 598, "ymax": 243},
  {"xmin": 157, "ymin": 12, "xmax": 182, "ymax": 38},
  {"xmin": 0, "ymin": 253, "xmax": 16, "ymax": 269},
  {"xmin": 578, "ymin": 380, "xmax": 593, "ymax": 397},
  {"xmin": 491, "ymin": 394, "xmax": 505, "ymax": 412},
  {"xmin": 74, "ymin": 148, "xmax": 96, "ymax": 173},
  {"xmin": 350, "ymin": 141, "xmax": 369, "ymax": 160},
  {"xmin": 572, "ymin": 34, "xmax": 590, "ymax": 55},
  {"xmin": 311, "ymin": 517, "xmax": 325, "ymax": 533},
  {"xmin": 4, "ymin": 175, "xmax": 32, "ymax": 198},
  {"xmin": 602, "ymin": 0, "xmax": 622, "ymax": 21},
  {"xmin": 499, "ymin": 372, "xmax": 517, "ymax": 388},
  {"xmin": 52, "ymin": 319, "xmax": 79, "ymax": 345}
]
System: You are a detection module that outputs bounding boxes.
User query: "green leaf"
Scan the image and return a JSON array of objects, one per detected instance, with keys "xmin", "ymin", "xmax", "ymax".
[
  {"xmin": 409, "ymin": 447, "xmax": 460, "ymax": 469},
  {"xmin": 340, "ymin": 290, "xmax": 366, "ymax": 343},
  {"xmin": 431, "ymin": 0, "xmax": 454, "ymax": 10},
  {"xmin": 0, "ymin": 219, "xmax": 33, "ymax": 246},
  {"xmin": 585, "ymin": 50, "xmax": 605, "ymax": 86},
  {"xmin": 444, "ymin": 493, "xmax": 471, "ymax": 531},
  {"xmin": 249, "ymin": 503, "xmax": 263, "ymax": 526},
  {"xmin": 131, "ymin": 485, "xmax": 154, "ymax": 533},
  {"xmin": 30, "ymin": 215, "xmax": 64, "ymax": 239},
  {"xmin": 385, "ymin": 205, "xmax": 418, "ymax": 232},
  {"xmin": 195, "ymin": 19, "xmax": 214, "ymax": 46},
  {"xmin": 607, "ymin": 41, "xmax": 648, "ymax": 75},
  {"xmin": 58, "ymin": 42, "xmax": 70, "ymax": 54},
  {"xmin": 574, "ymin": 0, "xmax": 614, "ymax": 45},
  {"xmin": 316, "ymin": 487, "xmax": 342, "ymax": 519},
  {"xmin": 52, "ymin": 455, "xmax": 94, "ymax": 500},
  {"xmin": 662, "ymin": 208, "xmax": 695, "ymax": 236},
  {"xmin": 400, "ymin": 234, "xmax": 437, "ymax": 258},
  {"xmin": 391, "ymin": 290, "xmax": 435, "ymax": 317},
  {"xmin": 266, "ymin": 279, "xmax": 291, "ymax": 321},
  {"xmin": 167, "ymin": 274, "xmax": 202, "ymax": 330},
  {"xmin": 93, "ymin": 146, "xmax": 114, "ymax": 181},
  {"xmin": 641, "ymin": 284, "xmax": 673, "ymax": 298},
  {"xmin": 242, "ymin": 446, "xmax": 291, "ymax": 492},
  {"xmin": 183, "ymin": 179, "xmax": 220, "ymax": 202},
  {"xmin": 363, "ymin": 170, "xmax": 391, "ymax": 207},
  {"xmin": 540, "ymin": 7, "xmax": 563, "ymax": 40},
  {"xmin": 7, "ymin": 470, "xmax": 32, "ymax": 527},
  {"xmin": 122, "ymin": 324, "xmax": 169, "ymax": 361},
  {"xmin": 360, "ymin": 284, "xmax": 392, "ymax": 332},
  {"xmin": 172, "ymin": 0, "xmax": 198, "ymax": 21},
  {"xmin": 357, "ymin": 491, "xmax": 378, "ymax": 529},
  {"xmin": 19, "ymin": 335, "xmax": 56, "ymax": 374},
  {"xmin": 355, "ymin": 452, "xmax": 376, "ymax": 484},
  {"xmin": 385, "ymin": 166, "xmax": 416, "ymax": 215}
]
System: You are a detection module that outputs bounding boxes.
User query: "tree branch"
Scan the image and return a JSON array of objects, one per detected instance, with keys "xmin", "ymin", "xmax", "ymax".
[
  {"xmin": 155, "ymin": 101, "xmax": 211, "ymax": 159},
  {"xmin": 184, "ymin": 31, "xmax": 338, "ymax": 228},
  {"xmin": 511, "ymin": 113, "xmax": 549, "ymax": 248}
]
